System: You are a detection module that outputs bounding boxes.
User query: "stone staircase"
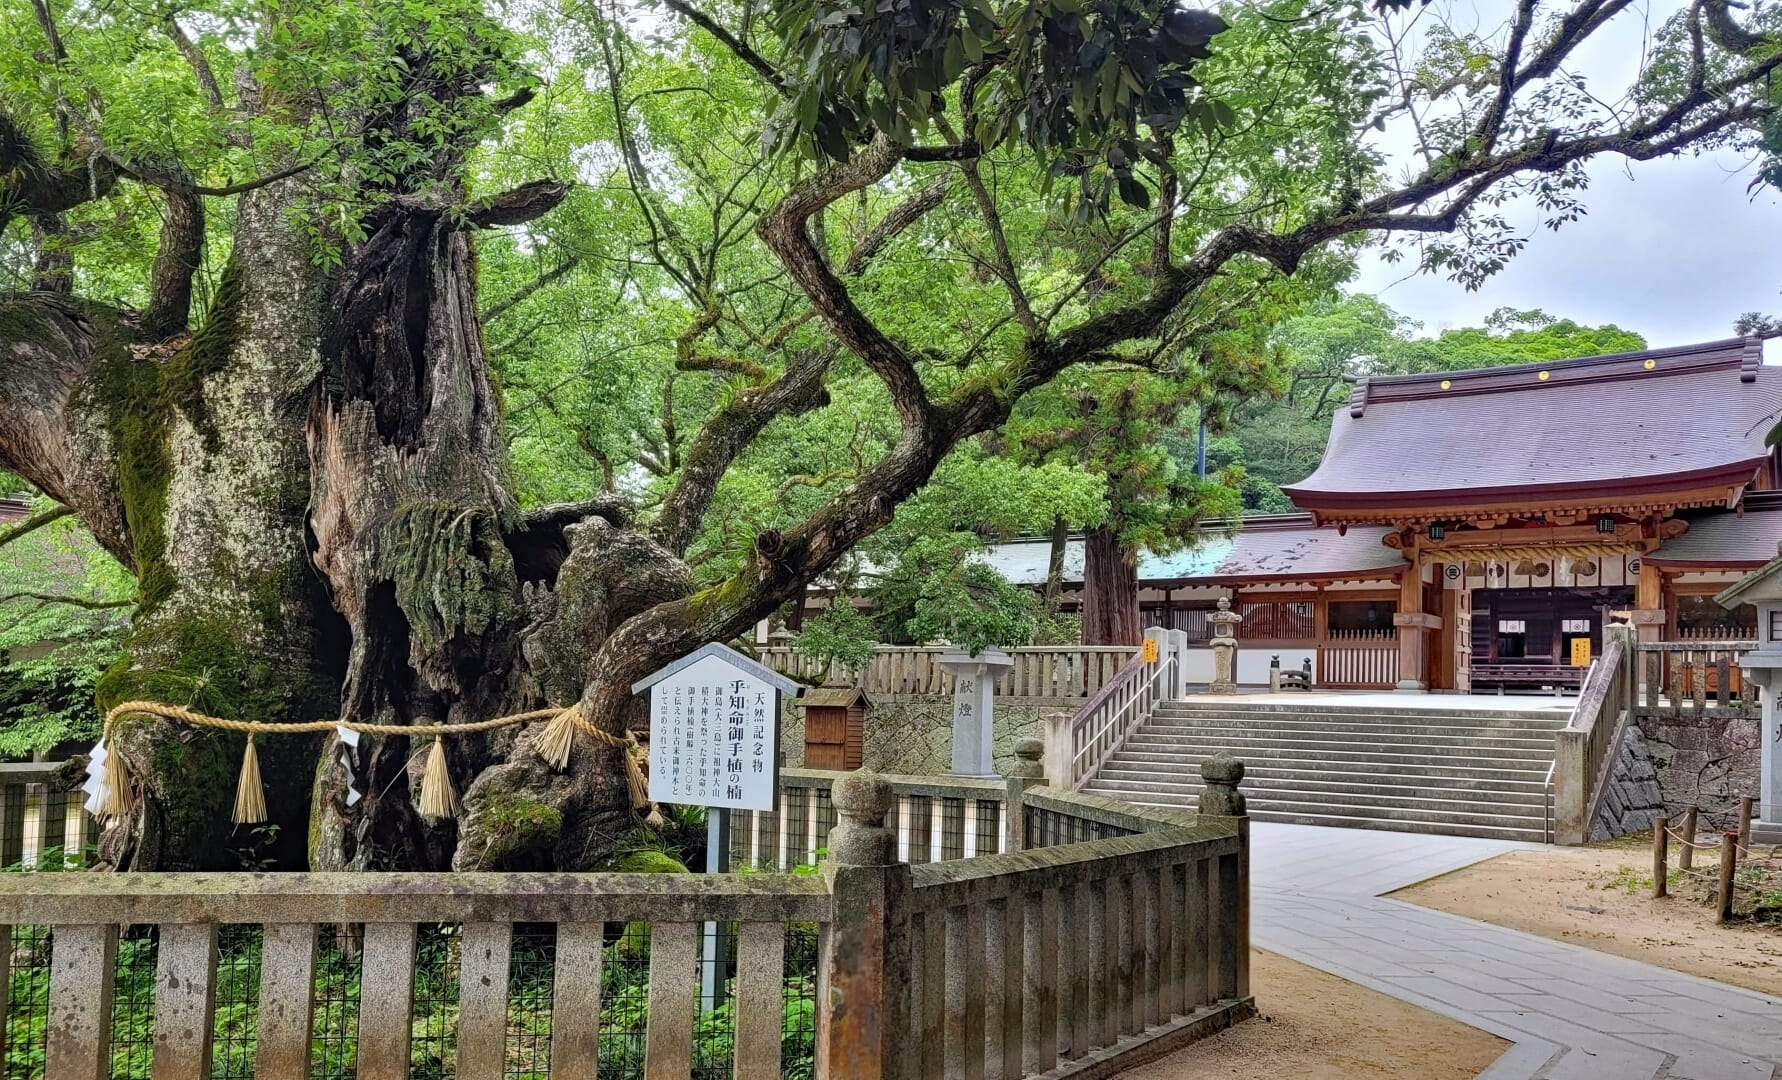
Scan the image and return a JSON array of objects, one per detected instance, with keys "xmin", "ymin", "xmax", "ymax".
[{"xmin": 1080, "ymin": 699, "xmax": 1570, "ymax": 841}]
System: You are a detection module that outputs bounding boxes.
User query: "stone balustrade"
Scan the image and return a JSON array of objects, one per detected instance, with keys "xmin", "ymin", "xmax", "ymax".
[{"xmin": 0, "ymin": 756, "xmax": 1251, "ymax": 1079}]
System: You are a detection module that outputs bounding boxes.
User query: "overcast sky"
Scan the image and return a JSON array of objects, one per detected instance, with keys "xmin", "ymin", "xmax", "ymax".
[{"xmin": 1348, "ymin": 0, "xmax": 1782, "ymax": 350}]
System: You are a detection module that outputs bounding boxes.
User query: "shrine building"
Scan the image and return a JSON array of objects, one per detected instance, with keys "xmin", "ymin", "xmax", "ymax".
[{"xmin": 981, "ymin": 337, "xmax": 1782, "ymax": 692}]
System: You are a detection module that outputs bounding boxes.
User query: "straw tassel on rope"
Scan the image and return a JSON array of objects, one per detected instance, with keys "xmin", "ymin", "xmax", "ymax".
[
  {"xmin": 96, "ymin": 736, "xmax": 135, "ymax": 821},
  {"xmin": 534, "ymin": 706, "xmax": 579, "ymax": 771},
  {"xmin": 233, "ymin": 736, "xmax": 267, "ymax": 825},
  {"xmin": 418, "ymin": 737, "xmax": 460, "ymax": 820},
  {"xmin": 531, "ymin": 705, "xmax": 650, "ymax": 811}
]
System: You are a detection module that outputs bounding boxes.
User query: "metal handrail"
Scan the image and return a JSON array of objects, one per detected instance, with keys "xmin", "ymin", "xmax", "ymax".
[{"xmin": 1542, "ymin": 761, "xmax": 1555, "ymax": 845}]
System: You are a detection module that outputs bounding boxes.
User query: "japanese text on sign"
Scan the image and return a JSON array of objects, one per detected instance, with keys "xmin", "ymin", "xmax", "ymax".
[{"xmin": 647, "ymin": 653, "xmax": 778, "ymax": 811}]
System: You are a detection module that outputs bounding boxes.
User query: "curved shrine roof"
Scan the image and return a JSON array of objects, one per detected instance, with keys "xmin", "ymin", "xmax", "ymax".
[{"xmin": 1283, "ymin": 338, "xmax": 1782, "ymax": 515}]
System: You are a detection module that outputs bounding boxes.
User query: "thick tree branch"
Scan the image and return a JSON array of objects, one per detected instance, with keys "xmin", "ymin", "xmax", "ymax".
[
  {"xmin": 0, "ymin": 112, "xmax": 120, "ymax": 236},
  {"xmin": 652, "ymin": 347, "xmax": 835, "ymax": 557},
  {"xmin": 1701, "ymin": 0, "xmax": 1768, "ymax": 53},
  {"xmin": 467, "ymin": 179, "xmax": 572, "ymax": 228},
  {"xmin": 520, "ymin": 496, "xmax": 635, "ymax": 532},
  {"xmin": 960, "ymin": 159, "xmax": 1037, "ymax": 333},
  {"xmin": 29, "ymin": 215, "xmax": 73, "ymax": 294},
  {"xmin": 139, "ymin": 184, "xmax": 205, "ymax": 340},
  {"xmin": 758, "ymin": 134, "xmax": 933, "ymax": 429},
  {"xmin": 163, "ymin": 17, "xmax": 225, "ymax": 111},
  {"xmin": 0, "ymin": 295, "xmax": 131, "ymax": 564},
  {"xmin": 840, "ymin": 174, "xmax": 955, "ymax": 275}
]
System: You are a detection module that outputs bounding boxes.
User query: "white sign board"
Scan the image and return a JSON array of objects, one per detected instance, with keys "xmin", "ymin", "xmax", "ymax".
[{"xmin": 644, "ymin": 651, "xmax": 781, "ymax": 811}]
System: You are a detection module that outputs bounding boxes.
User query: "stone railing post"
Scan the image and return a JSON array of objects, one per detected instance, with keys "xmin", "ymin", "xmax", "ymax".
[
  {"xmin": 818, "ymin": 771, "xmax": 911, "ymax": 1080},
  {"xmin": 1197, "ymin": 752, "xmax": 1246, "ymax": 818},
  {"xmin": 1553, "ymin": 728, "xmax": 1587, "ymax": 846},
  {"xmin": 1166, "ymin": 628, "xmax": 1190, "ymax": 698},
  {"xmin": 1143, "ymin": 625, "xmax": 1169, "ymax": 696},
  {"xmin": 1197, "ymin": 752, "xmax": 1250, "ymax": 1000},
  {"xmin": 1004, "ymin": 737, "xmax": 1045, "ymax": 852},
  {"xmin": 1041, "ymin": 710, "xmax": 1070, "ymax": 790}
]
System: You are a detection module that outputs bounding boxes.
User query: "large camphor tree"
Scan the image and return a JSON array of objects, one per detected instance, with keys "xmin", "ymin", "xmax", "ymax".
[{"xmin": 1, "ymin": 0, "xmax": 1776, "ymax": 871}]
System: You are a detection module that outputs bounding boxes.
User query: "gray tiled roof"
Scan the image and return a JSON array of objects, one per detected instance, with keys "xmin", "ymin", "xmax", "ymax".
[
  {"xmin": 1648, "ymin": 510, "xmax": 1782, "ymax": 567},
  {"xmin": 1285, "ymin": 339, "xmax": 1782, "ymax": 510}
]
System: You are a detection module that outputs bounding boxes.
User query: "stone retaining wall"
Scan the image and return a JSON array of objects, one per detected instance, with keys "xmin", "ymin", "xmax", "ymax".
[
  {"xmin": 1634, "ymin": 712, "xmax": 1762, "ymax": 832},
  {"xmin": 1591, "ymin": 726, "xmax": 1666, "ymax": 842},
  {"xmin": 780, "ymin": 698, "xmax": 1073, "ymax": 776}
]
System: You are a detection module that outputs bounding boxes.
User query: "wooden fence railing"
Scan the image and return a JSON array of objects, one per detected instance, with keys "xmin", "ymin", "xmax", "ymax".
[
  {"xmin": 1637, "ymin": 640, "xmax": 1758, "ymax": 718},
  {"xmin": 1553, "ymin": 629, "xmax": 1636, "ymax": 845},
  {"xmin": 1046, "ymin": 654, "xmax": 1177, "ymax": 791},
  {"xmin": 1316, "ymin": 635, "xmax": 1399, "ymax": 690},
  {"xmin": 758, "ymin": 645, "xmax": 1139, "ymax": 703},
  {"xmin": 0, "ymin": 763, "xmax": 1252, "ymax": 1080},
  {"xmin": 0, "ymin": 762, "xmax": 96, "ymax": 870}
]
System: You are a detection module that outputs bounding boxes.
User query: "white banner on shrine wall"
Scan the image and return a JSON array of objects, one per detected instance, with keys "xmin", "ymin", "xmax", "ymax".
[{"xmin": 647, "ymin": 653, "xmax": 778, "ymax": 811}]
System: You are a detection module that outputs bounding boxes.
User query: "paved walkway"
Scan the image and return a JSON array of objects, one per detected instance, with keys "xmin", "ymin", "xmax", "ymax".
[{"xmin": 1250, "ymin": 823, "xmax": 1782, "ymax": 1080}]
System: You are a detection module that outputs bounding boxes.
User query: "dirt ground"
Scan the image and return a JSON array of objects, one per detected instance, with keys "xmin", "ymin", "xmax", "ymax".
[
  {"xmin": 1393, "ymin": 835, "xmax": 1782, "ymax": 997},
  {"xmin": 1120, "ymin": 949, "xmax": 1508, "ymax": 1079}
]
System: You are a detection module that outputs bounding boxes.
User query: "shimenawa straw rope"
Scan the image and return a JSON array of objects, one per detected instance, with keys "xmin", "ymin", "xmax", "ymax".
[{"xmin": 95, "ymin": 700, "xmax": 652, "ymax": 824}]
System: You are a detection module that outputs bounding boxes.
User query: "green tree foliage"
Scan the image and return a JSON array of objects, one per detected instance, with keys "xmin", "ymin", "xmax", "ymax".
[
  {"xmin": 0, "ymin": 499, "xmax": 133, "ymax": 758},
  {"xmin": 1221, "ymin": 297, "xmax": 1648, "ymax": 506}
]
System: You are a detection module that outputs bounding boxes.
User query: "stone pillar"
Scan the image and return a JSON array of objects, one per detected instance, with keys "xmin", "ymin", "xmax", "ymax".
[
  {"xmin": 1166, "ymin": 628, "xmax": 1190, "ymax": 698},
  {"xmin": 1004, "ymin": 737, "xmax": 1045, "ymax": 852},
  {"xmin": 1197, "ymin": 752, "xmax": 1250, "ymax": 1000},
  {"xmin": 1041, "ymin": 711, "xmax": 1070, "ymax": 791},
  {"xmin": 817, "ymin": 772, "xmax": 911, "ymax": 1080},
  {"xmin": 1144, "ymin": 625, "xmax": 1171, "ymax": 696},
  {"xmin": 1604, "ymin": 623, "xmax": 1639, "ymax": 704},
  {"xmin": 938, "ymin": 647, "xmax": 1015, "ymax": 777},
  {"xmin": 1742, "ymin": 668, "xmax": 1782, "ymax": 841},
  {"xmin": 1761, "ymin": 684, "xmax": 1782, "ymax": 842}
]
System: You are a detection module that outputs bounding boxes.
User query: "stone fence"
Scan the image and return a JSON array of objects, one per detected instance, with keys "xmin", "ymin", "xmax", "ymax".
[
  {"xmin": 0, "ymin": 753, "xmax": 1252, "ymax": 1079},
  {"xmin": 758, "ymin": 645, "xmax": 1140, "ymax": 705}
]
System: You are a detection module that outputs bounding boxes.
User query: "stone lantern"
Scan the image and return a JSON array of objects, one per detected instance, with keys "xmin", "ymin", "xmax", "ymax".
[
  {"xmin": 937, "ymin": 646, "xmax": 1016, "ymax": 777},
  {"xmin": 1207, "ymin": 597, "xmax": 1243, "ymax": 695},
  {"xmin": 1716, "ymin": 555, "xmax": 1782, "ymax": 843}
]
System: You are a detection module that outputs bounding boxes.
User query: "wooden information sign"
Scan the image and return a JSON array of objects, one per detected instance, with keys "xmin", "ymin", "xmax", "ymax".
[
  {"xmin": 632, "ymin": 642, "xmax": 799, "ymax": 812},
  {"xmin": 1570, "ymin": 638, "xmax": 1592, "ymax": 667},
  {"xmin": 632, "ymin": 642, "xmax": 801, "ymax": 1011}
]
